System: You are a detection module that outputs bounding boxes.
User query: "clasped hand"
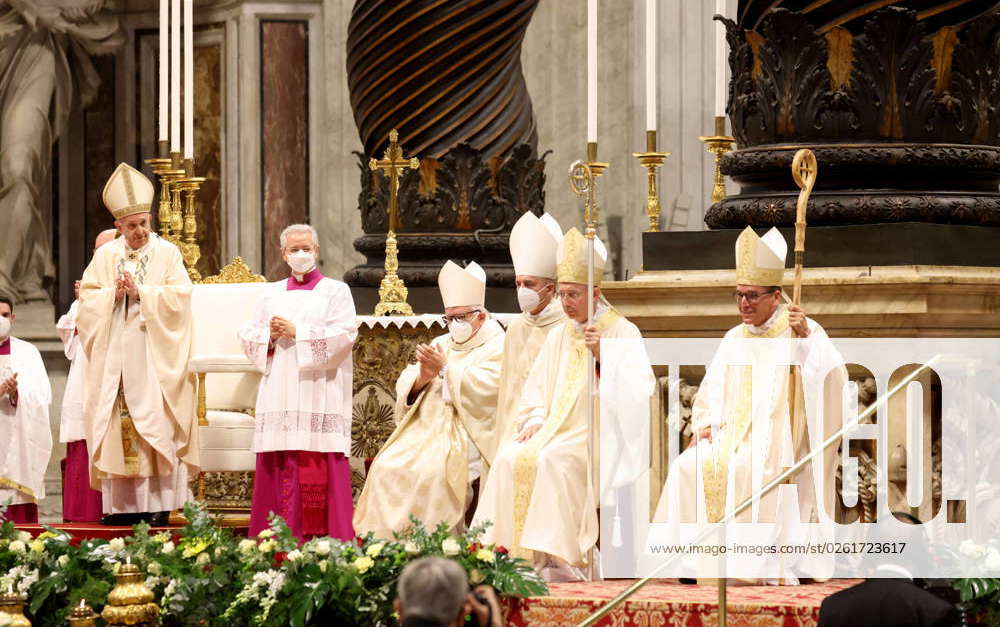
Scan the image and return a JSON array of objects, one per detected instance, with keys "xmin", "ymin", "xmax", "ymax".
[
  {"xmin": 269, "ymin": 316, "xmax": 296, "ymax": 342},
  {"xmin": 583, "ymin": 324, "xmax": 601, "ymax": 360},
  {"xmin": 115, "ymin": 272, "xmax": 139, "ymax": 303},
  {"xmin": 0, "ymin": 373, "xmax": 18, "ymax": 399},
  {"xmin": 415, "ymin": 343, "xmax": 447, "ymax": 380}
]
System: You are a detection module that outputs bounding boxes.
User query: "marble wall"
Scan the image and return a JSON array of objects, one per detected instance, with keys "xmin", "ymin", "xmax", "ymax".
[{"xmin": 261, "ymin": 20, "xmax": 309, "ymax": 280}]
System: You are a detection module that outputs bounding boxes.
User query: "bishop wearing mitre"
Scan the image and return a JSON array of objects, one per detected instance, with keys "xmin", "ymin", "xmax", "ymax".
[
  {"xmin": 652, "ymin": 227, "xmax": 847, "ymax": 583},
  {"xmin": 474, "ymin": 228, "xmax": 655, "ymax": 581},
  {"xmin": 486, "ymin": 212, "xmax": 567, "ymax": 466},
  {"xmin": 77, "ymin": 163, "xmax": 198, "ymax": 525},
  {"xmin": 354, "ymin": 261, "xmax": 504, "ymax": 538}
]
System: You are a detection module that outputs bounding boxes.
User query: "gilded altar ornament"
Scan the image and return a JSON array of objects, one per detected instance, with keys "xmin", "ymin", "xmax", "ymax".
[
  {"xmin": 369, "ymin": 129, "xmax": 419, "ymax": 316},
  {"xmin": 143, "ymin": 158, "xmax": 183, "ymax": 241},
  {"xmin": 0, "ymin": 585, "xmax": 31, "ymax": 627},
  {"xmin": 175, "ymin": 174, "xmax": 207, "ymax": 282},
  {"xmin": 101, "ymin": 558, "xmax": 159, "ymax": 626},
  {"xmin": 699, "ymin": 115, "xmax": 735, "ymax": 203},
  {"xmin": 68, "ymin": 599, "xmax": 98, "ymax": 627},
  {"xmin": 633, "ymin": 130, "xmax": 670, "ymax": 232}
]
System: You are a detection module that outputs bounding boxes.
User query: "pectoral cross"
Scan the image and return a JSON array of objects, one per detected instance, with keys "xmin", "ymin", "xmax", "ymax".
[
  {"xmin": 368, "ymin": 129, "xmax": 419, "ymax": 316},
  {"xmin": 369, "ymin": 129, "xmax": 419, "ymax": 233}
]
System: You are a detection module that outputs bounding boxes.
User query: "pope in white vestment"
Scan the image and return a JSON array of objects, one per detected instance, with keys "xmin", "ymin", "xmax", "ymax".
[
  {"xmin": 239, "ymin": 224, "xmax": 357, "ymax": 540},
  {"xmin": 0, "ymin": 300, "xmax": 52, "ymax": 524},
  {"xmin": 488, "ymin": 212, "xmax": 567, "ymax": 466},
  {"xmin": 474, "ymin": 228, "xmax": 655, "ymax": 581},
  {"xmin": 652, "ymin": 227, "xmax": 847, "ymax": 583},
  {"xmin": 56, "ymin": 228, "xmax": 117, "ymax": 522},
  {"xmin": 77, "ymin": 163, "xmax": 198, "ymax": 522},
  {"xmin": 354, "ymin": 261, "xmax": 504, "ymax": 538}
]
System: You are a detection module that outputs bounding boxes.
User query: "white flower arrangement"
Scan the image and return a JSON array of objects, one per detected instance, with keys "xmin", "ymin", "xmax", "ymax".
[{"xmin": 442, "ymin": 538, "xmax": 461, "ymax": 556}]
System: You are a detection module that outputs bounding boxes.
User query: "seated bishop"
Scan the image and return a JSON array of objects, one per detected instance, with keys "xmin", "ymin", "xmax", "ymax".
[
  {"xmin": 487, "ymin": 211, "xmax": 567, "ymax": 468},
  {"xmin": 354, "ymin": 261, "xmax": 505, "ymax": 538},
  {"xmin": 77, "ymin": 163, "xmax": 198, "ymax": 525},
  {"xmin": 0, "ymin": 297, "xmax": 52, "ymax": 524},
  {"xmin": 473, "ymin": 228, "xmax": 654, "ymax": 581},
  {"xmin": 652, "ymin": 227, "xmax": 847, "ymax": 584}
]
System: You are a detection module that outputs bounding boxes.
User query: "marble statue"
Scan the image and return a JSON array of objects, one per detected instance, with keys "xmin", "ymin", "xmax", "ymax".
[{"xmin": 0, "ymin": 0, "xmax": 122, "ymax": 302}]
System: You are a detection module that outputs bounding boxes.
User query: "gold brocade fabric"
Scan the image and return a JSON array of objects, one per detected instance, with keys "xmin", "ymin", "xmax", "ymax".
[
  {"xmin": 116, "ymin": 385, "xmax": 140, "ymax": 476},
  {"xmin": 701, "ymin": 309, "xmax": 794, "ymax": 523},
  {"xmin": 510, "ymin": 309, "xmax": 621, "ymax": 561}
]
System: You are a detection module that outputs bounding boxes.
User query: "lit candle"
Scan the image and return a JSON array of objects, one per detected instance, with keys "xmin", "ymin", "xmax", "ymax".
[
  {"xmin": 183, "ymin": 0, "xmax": 194, "ymax": 160},
  {"xmin": 645, "ymin": 0, "xmax": 656, "ymax": 132},
  {"xmin": 158, "ymin": 0, "xmax": 168, "ymax": 143},
  {"xmin": 715, "ymin": 0, "xmax": 727, "ymax": 119},
  {"xmin": 587, "ymin": 0, "xmax": 597, "ymax": 144},
  {"xmin": 170, "ymin": 0, "xmax": 180, "ymax": 153}
]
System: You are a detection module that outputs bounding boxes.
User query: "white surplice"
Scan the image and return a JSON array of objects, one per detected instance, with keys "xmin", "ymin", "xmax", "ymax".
[
  {"xmin": 0, "ymin": 337, "xmax": 53, "ymax": 507},
  {"xmin": 56, "ymin": 300, "xmax": 87, "ymax": 443},
  {"xmin": 238, "ymin": 277, "xmax": 357, "ymax": 454}
]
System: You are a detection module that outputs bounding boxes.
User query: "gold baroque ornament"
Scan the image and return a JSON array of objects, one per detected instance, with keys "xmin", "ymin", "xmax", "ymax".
[
  {"xmin": 351, "ymin": 386, "xmax": 396, "ymax": 459},
  {"xmin": 200, "ymin": 256, "xmax": 266, "ymax": 284},
  {"xmin": 0, "ymin": 585, "xmax": 31, "ymax": 627},
  {"xmin": 194, "ymin": 470, "xmax": 255, "ymax": 510},
  {"xmin": 101, "ymin": 560, "xmax": 159, "ymax": 626}
]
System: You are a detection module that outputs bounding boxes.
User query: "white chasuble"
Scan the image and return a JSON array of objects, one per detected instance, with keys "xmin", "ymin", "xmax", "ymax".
[
  {"xmin": 652, "ymin": 307, "xmax": 847, "ymax": 581},
  {"xmin": 57, "ymin": 300, "xmax": 88, "ymax": 443},
  {"xmin": 77, "ymin": 234, "xmax": 198, "ymax": 513},
  {"xmin": 474, "ymin": 308, "xmax": 654, "ymax": 568},
  {"xmin": 0, "ymin": 338, "xmax": 52, "ymax": 506},
  {"xmin": 488, "ymin": 298, "xmax": 566, "ymax": 467},
  {"xmin": 238, "ymin": 277, "xmax": 357, "ymax": 454},
  {"xmin": 353, "ymin": 319, "xmax": 505, "ymax": 538}
]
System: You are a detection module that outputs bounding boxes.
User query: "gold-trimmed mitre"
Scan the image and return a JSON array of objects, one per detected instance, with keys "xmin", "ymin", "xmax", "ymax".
[
  {"xmin": 438, "ymin": 260, "xmax": 486, "ymax": 309},
  {"xmin": 102, "ymin": 162, "xmax": 154, "ymax": 220},
  {"xmin": 734, "ymin": 226, "xmax": 787, "ymax": 286},
  {"xmin": 556, "ymin": 227, "xmax": 607, "ymax": 285}
]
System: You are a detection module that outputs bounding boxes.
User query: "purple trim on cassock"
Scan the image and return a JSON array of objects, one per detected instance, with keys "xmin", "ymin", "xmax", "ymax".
[
  {"xmin": 0, "ymin": 338, "xmax": 9, "ymax": 355},
  {"xmin": 286, "ymin": 268, "xmax": 324, "ymax": 291}
]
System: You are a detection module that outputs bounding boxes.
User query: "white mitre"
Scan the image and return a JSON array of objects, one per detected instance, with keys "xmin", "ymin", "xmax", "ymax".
[
  {"xmin": 556, "ymin": 227, "xmax": 607, "ymax": 286},
  {"xmin": 735, "ymin": 226, "xmax": 787, "ymax": 286},
  {"xmin": 509, "ymin": 212, "xmax": 562, "ymax": 279},
  {"xmin": 102, "ymin": 162, "xmax": 154, "ymax": 220},
  {"xmin": 438, "ymin": 260, "xmax": 486, "ymax": 309}
]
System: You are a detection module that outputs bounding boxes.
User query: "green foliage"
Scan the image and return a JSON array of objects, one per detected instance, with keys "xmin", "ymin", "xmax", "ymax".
[{"xmin": 0, "ymin": 505, "xmax": 547, "ymax": 626}]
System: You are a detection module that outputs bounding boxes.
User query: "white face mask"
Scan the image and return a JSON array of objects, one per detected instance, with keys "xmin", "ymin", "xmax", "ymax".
[
  {"xmin": 0, "ymin": 316, "xmax": 10, "ymax": 340},
  {"xmin": 517, "ymin": 286, "xmax": 545, "ymax": 313},
  {"xmin": 287, "ymin": 251, "xmax": 316, "ymax": 274},
  {"xmin": 448, "ymin": 319, "xmax": 474, "ymax": 344}
]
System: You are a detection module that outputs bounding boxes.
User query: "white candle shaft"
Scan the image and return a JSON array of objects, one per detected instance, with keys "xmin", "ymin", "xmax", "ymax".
[
  {"xmin": 158, "ymin": 0, "xmax": 168, "ymax": 142},
  {"xmin": 587, "ymin": 0, "xmax": 597, "ymax": 143},
  {"xmin": 183, "ymin": 0, "xmax": 194, "ymax": 159},
  {"xmin": 714, "ymin": 0, "xmax": 727, "ymax": 118},
  {"xmin": 170, "ymin": 0, "xmax": 180, "ymax": 152},
  {"xmin": 645, "ymin": 0, "xmax": 656, "ymax": 131}
]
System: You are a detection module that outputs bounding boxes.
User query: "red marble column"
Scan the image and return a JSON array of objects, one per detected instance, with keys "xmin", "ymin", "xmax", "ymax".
[{"xmin": 261, "ymin": 20, "xmax": 309, "ymax": 280}]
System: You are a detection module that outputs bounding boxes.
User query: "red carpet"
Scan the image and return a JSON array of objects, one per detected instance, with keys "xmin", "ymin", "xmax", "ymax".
[
  {"xmin": 505, "ymin": 578, "xmax": 861, "ymax": 626},
  {"xmin": 14, "ymin": 522, "xmax": 248, "ymax": 542}
]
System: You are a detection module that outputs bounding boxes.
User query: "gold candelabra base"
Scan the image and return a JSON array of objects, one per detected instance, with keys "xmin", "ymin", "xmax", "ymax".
[
  {"xmin": 699, "ymin": 116, "xmax": 735, "ymax": 204},
  {"xmin": 634, "ymin": 130, "xmax": 670, "ymax": 232},
  {"xmin": 374, "ymin": 230, "xmax": 413, "ymax": 316},
  {"xmin": 175, "ymin": 175, "xmax": 207, "ymax": 282},
  {"xmin": 144, "ymin": 157, "xmax": 183, "ymax": 242}
]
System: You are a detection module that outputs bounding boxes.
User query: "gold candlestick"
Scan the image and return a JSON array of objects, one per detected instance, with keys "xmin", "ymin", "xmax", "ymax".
[
  {"xmin": 0, "ymin": 585, "xmax": 31, "ymax": 627},
  {"xmin": 583, "ymin": 141, "xmax": 608, "ymax": 237},
  {"xmin": 146, "ymin": 161, "xmax": 185, "ymax": 241},
  {"xmin": 698, "ymin": 115, "xmax": 735, "ymax": 204},
  {"xmin": 175, "ymin": 175, "xmax": 206, "ymax": 282},
  {"xmin": 369, "ymin": 129, "xmax": 419, "ymax": 316},
  {"xmin": 101, "ymin": 559, "xmax": 159, "ymax": 627},
  {"xmin": 68, "ymin": 599, "xmax": 98, "ymax": 627},
  {"xmin": 633, "ymin": 130, "xmax": 670, "ymax": 232}
]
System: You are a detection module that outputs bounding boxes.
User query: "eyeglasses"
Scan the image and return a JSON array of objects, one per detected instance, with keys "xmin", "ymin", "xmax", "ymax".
[
  {"xmin": 442, "ymin": 310, "xmax": 481, "ymax": 324},
  {"xmin": 733, "ymin": 289, "xmax": 776, "ymax": 304}
]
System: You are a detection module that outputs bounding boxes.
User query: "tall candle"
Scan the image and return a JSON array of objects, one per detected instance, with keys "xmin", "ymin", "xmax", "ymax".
[
  {"xmin": 158, "ymin": 0, "xmax": 168, "ymax": 142},
  {"xmin": 170, "ymin": 0, "xmax": 180, "ymax": 152},
  {"xmin": 645, "ymin": 0, "xmax": 656, "ymax": 132},
  {"xmin": 714, "ymin": 0, "xmax": 727, "ymax": 118},
  {"xmin": 587, "ymin": 0, "xmax": 597, "ymax": 144},
  {"xmin": 183, "ymin": 0, "xmax": 194, "ymax": 160}
]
